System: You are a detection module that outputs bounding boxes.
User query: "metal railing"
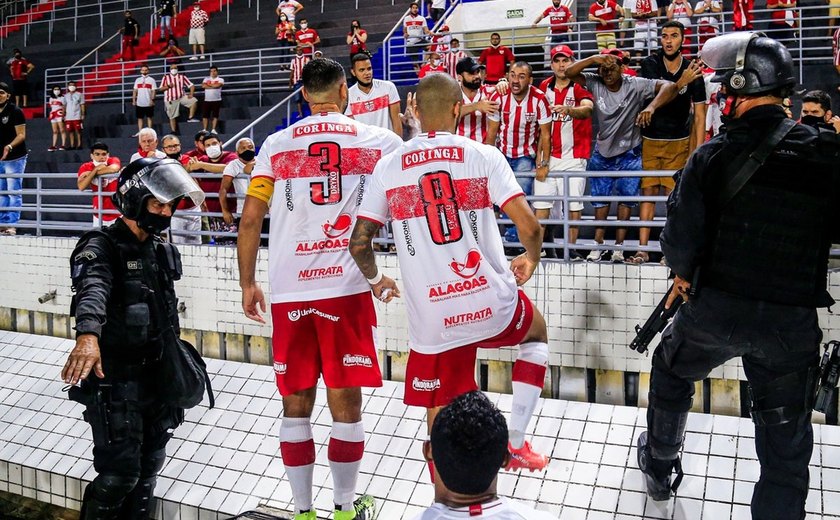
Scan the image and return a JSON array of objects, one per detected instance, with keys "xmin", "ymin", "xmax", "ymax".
[
  {"xmin": 385, "ymin": 3, "xmax": 837, "ymax": 85},
  {"xmin": 222, "ymin": 87, "xmax": 302, "ymax": 149}
]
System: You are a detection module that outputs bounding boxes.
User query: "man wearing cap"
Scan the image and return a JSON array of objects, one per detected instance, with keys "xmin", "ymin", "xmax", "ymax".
[
  {"xmin": 456, "ymin": 57, "xmax": 500, "ymax": 143},
  {"xmin": 536, "ymin": 45, "xmax": 594, "ymax": 260},
  {"xmin": 632, "ymin": 20, "xmax": 705, "ymax": 265},
  {"xmin": 565, "ymin": 50, "xmax": 677, "ymax": 262},
  {"xmin": 636, "ymin": 33, "xmax": 840, "ymax": 518}
]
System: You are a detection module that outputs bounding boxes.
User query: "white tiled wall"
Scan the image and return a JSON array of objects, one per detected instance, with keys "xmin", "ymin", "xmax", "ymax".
[{"xmin": 3, "ymin": 236, "xmax": 840, "ymax": 382}]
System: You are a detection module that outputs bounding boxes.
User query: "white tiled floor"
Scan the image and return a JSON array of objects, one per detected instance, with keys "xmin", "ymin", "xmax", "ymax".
[{"xmin": 0, "ymin": 330, "xmax": 839, "ymax": 519}]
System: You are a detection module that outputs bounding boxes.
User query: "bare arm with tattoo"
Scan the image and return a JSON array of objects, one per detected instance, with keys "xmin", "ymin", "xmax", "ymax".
[{"xmin": 349, "ymin": 218, "xmax": 401, "ymax": 303}]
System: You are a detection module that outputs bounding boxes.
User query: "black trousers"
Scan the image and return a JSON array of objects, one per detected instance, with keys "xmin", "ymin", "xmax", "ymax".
[{"xmin": 649, "ymin": 287, "xmax": 821, "ymax": 520}]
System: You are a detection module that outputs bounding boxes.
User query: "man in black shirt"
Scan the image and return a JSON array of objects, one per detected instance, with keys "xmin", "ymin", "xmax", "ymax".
[
  {"xmin": 120, "ymin": 10, "xmax": 141, "ymax": 62},
  {"xmin": 158, "ymin": 0, "xmax": 177, "ymax": 40},
  {"xmin": 0, "ymin": 82, "xmax": 27, "ymax": 236},
  {"xmin": 630, "ymin": 20, "xmax": 705, "ymax": 264}
]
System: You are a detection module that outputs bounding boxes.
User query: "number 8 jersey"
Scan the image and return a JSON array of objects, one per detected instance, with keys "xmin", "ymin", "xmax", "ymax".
[
  {"xmin": 358, "ymin": 131, "xmax": 525, "ymax": 354},
  {"xmin": 252, "ymin": 112, "xmax": 403, "ymax": 304}
]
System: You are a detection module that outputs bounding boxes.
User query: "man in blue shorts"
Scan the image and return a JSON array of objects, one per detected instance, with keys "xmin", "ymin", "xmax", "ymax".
[{"xmin": 565, "ymin": 50, "xmax": 677, "ymax": 261}]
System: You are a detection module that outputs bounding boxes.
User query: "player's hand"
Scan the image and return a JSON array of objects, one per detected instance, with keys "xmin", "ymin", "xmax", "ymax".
[
  {"xmin": 636, "ymin": 107, "xmax": 655, "ymax": 127},
  {"xmin": 510, "ymin": 253, "xmax": 538, "ymax": 286},
  {"xmin": 222, "ymin": 209, "xmax": 234, "ymax": 225},
  {"xmin": 535, "ymin": 164, "xmax": 549, "ymax": 182},
  {"xmin": 494, "ymin": 80, "xmax": 509, "ymax": 96},
  {"xmin": 371, "ymin": 276, "xmax": 401, "ymax": 303},
  {"xmin": 665, "ymin": 274, "xmax": 691, "ymax": 310},
  {"xmin": 61, "ymin": 334, "xmax": 104, "ymax": 384},
  {"xmin": 242, "ymin": 283, "xmax": 267, "ymax": 323},
  {"xmin": 477, "ymin": 99, "xmax": 500, "ymax": 116}
]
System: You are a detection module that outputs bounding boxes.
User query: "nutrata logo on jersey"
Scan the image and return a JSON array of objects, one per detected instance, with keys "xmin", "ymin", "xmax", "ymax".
[
  {"xmin": 296, "ymin": 238, "xmax": 350, "ymax": 256},
  {"xmin": 412, "ymin": 377, "xmax": 441, "ymax": 392},
  {"xmin": 293, "ymin": 122, "xmax": 357, "ymax": 137},
  {"xmin": 443, "ymin": 307, "xmax": 493, "ymax": 329},
  {"xmin": 401, "ymin": 146, "xmax": 464, "ymax": 169},
  {"xmin": 450, "ymin": 249, "xmax": 482, "ymax": 279},
  {"xmin": 297, "ymin": 265, "xmax": 344, "ymax": 281},
  {"xmin": 322, "ymin": 213, "xmax": 353, "ymax": 239},
  {"xmin": 342, "ymin": 354, "xmax": 373, "ymax": 368},
  {"xmin": 273, "ymin": 361, "xmax": 287, "ymax": 375}
]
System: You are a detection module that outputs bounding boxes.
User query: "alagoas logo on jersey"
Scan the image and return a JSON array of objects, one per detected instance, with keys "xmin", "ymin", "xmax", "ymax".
[
  {"xmin": 443, "ymin": 307, "xmax": 493, "ymax": 328},
  {"xmin": 412, "ymin": 377, "xmax": 441, "ymax": 392},
  {"xmin": 428, "ymin": 249, "xmax": 489, "ymax": 302},
  {"xmin": 401, "ymin": 146, "xmax": 464, "ymax": 169},
  {"xmin": 322, "ymin": 213, "xmax": 353, "ymax": 239},
  {"xmin": 342, "ymin": 354, "xmax": 373, "ymax": 368}
]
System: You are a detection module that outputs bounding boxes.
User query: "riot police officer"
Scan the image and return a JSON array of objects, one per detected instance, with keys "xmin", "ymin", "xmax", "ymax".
[
  {"xmin": 635, "ymin": 33, "xmax": 840, "ymax": 519},
  {"xmin": 61, "ymin": 158, "xmax": 205, "ymax": 519}
]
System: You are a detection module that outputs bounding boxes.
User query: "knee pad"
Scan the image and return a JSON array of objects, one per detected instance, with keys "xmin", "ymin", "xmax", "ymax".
[
  {"xmin": 88, "ymin": 474, "xmax": 139, "ymax": 506},
  {"xmin": 749, "ymin": 367, "xmax": 817, "ymax": 427},
  {"xmin": 139, "ymin": 448, "xmax": 167, "ymax": 478},
  {"xmin": 517, "ymin": 341, "xmax": 548, "ymax": 367},
  {"xmin": 647, "ymin": 393, "xmax": 691, "ymax": 461}
]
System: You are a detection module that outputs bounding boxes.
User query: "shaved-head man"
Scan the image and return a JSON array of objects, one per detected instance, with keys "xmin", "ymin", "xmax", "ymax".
[{"xmin": 350, "ymin": 73, "xmax": 551, "ymax": 478}]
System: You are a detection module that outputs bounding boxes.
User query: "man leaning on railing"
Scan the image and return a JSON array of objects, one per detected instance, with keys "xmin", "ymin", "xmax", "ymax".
[{"xmin": 76, "ymin": 142, "xmax": 121, "ymax": 228}]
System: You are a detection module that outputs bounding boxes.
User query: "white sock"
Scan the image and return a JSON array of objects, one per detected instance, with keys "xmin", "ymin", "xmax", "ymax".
[
  {"xmin": 510, "ymin": 342, "xmax": 548, "ymax": 449},
  {"xmin": 279, "ymin": 417, "xmax": 315, "ymax": 513},
  {"xmin": 329, "ymin": 421, "xmax": 365, "ymax": 510}
]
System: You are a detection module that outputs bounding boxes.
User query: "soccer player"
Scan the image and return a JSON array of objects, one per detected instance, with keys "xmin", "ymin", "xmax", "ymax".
[
  {"xmin": 346, "ymin": 53, "xmax": 402, "ymax": 135},
  {"xmin": 237, "ymin": 58, "xmax": 403, "ymax": 520},
  {"xmin": 350, "ymin": 73, "xmax": 551, "ymax": 475}
]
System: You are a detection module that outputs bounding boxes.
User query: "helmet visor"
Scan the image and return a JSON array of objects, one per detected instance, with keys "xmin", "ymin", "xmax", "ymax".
[
  {"xmin": 139, "ymin": 159, "xmax": 206, "ymax": 207},
  {"xmin": 701, "ymin": 32, "xmax": 760, "ymax": 83}
]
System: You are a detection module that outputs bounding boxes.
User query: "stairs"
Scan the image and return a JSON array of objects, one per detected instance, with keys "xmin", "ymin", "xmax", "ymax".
[{"xmin": 0, "ymin": 0, "xmax": 66, "ymax": 38}]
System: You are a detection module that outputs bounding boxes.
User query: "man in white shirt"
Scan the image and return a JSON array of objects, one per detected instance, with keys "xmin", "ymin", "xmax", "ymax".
[
  {"xmin": 219, "ymin": 137, "xmax": 255, "ymax": 227},
  {"xmin": 346, "ymin": 53, "xmax": 402, "ymax": 135},
  {"xmin": 403, "ymin": 1, "xmax": 431, "ymax": 70},
  {"xmin": 201, "ymin": 65, "xmax": 224, "ymax": 134},
  {"xmin": 129, "ymin": 127, "xmax": 167, "ymax": 163},
  {"xmin": 413, "ymin": 391, "xmax": 558, "ymax": 520},
  {"xmin": 132, "ymin": 65, "xmax": 157, "ymax": 136},
  {"xmin": 350, "ymin": 73, "xmax": 550, "ymax": 476}
]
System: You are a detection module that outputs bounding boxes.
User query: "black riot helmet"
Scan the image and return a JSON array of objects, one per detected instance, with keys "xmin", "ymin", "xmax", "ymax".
[
  {"xmin": 702, "ymin": 32, "xmax": 796, "ymax": 97},
  {"xmin": 113, "ymin": 158, "xmax": 205, "ymax": 232}
]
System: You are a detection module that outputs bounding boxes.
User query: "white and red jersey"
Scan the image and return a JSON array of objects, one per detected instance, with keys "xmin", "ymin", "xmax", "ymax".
[
  {"xmin": 289, "ymin": 54, "xmax": 309, "ymax": 84},
  {"xmin": 539, "ymin": 78, "xmax": 594, "ymax": 160},
  {"xmin": 189, "ymin": 7, "xmax": 209, "ymax": 28},
  {"xmin": 403, "ymin": 13, "xmax": 427, "ymax": 41},
  {"xmin": 542, "ymin": 5, "xmax": 573, "ymax": 33},
  {"xmin": 133, "ymin": 75, "xmax": 156, "ymax": 107},
  {"xmin": 444, "ymin": 49, "xmax": 467, "ymax": 77},
  {"xmin": 487, "ymin": 86, "xmax": 552, "ymax": 159},
  {"xmin": 669, "ymin": 1, "xmax": 692, "ymax": 27},
  {"xmin": 834, "ymin": 27, "xmax": 840, "ymax": 67},
  {"xmin": 413, "ymin": 497, "xmax": 559, "ymax": 520},
  {"xmin": 252, "ymin": 112, "xmax": 403, "ymax": 304},
  {"xmin": 48, "ymin": 97, "xmax": 65, "ymax": 120},
  {"xmin": 418, "ymin": 62, "xmax": 447, "ymax": 78},
  {"xmin": 295, "ymin": 28, "xmax": 319, "ymax": 55},
  {"xmin": 457, "ymin": 85, "xmax": 498, "ymax": 143},
  {"xmin": 358, "ymin": 132, "xmax": 524, "ymax": 354},
  {"xmin": 160, "ymin": 73, "xmax": 193, "ymax": 102},
  {"xmin": 277, "ymin": 0, "xmax": 302, "ymax": 21},
  {"xmin": 345, "ymin": 79, "xmax": 401, "ymax": 131},
  {"xmin": 78, "ymin": 157, "xmax": 121, "ymax": 223},
  {"xmin": 430, "ymin": 33, "xmax": 451, "ymax": 54}
]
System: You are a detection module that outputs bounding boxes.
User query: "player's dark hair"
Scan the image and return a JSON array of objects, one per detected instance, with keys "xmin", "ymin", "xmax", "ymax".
[
  {"xmin": 491, "ymin": 32, "xmax": 501, "ymax": 38},
  {"xmin": 431, "ymin": 391, "xmax": 508, "ymax": 495},
  {"xmin": 302, "ymin": 58, "xmax": 345, "ymax": 94},
  {"xmin": 451, "ymin": 38, "xmax": 460, "ymax": 44},
  {"xmin": 351, "ymin": 53, "xmax": 371, "ymax": 66},
  {"xmin": 661, "ymin": 20, "xmax": 685, "ymax": 36},
  {"xmin": 90, "ymin": 142, "xmax": 109, "ymax": 153},
  {"xmin": 802, "ymin": 90, "xmax": 831, "ymax": 112}
]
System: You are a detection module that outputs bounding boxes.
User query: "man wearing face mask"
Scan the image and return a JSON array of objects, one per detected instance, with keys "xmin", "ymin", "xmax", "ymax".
[
  {"xmin": 418, "ymin": 50, "xmax": 447, "ymax": 79},
  {"xmin": 295, "ymin": 18, "xmax": 320, "ymax": 57},
  {"xmin": 63, "ymin": 157, "xmax": 205, "ymax": 519},
  {"xmin": 77, "ymin": 142, "xmax": 121, "ymax": 226},
  {"xmin": 188, "ymin": 0, "xmax": 209, "ymax": 60},
  {"xmin": 63, "ymin": 81, "xmax": 85, "ymax": 150},
  {"xmin": 6, "ymin": 49, "xmax": 33, "ymax": 108},
  {"xmin": 133, "ymin": 65, "xmax": 157, "ymax": 137},
  {"xmin": 635, "ymin": 33, "xmax": 840, "ymax": 518},
  {"xmin": 799, "ymin": 89, "xmax": 840, "ymax": 133},
  {"xmin": 219, "ymin": 138, "xmax": 255, "ymax": 229},
  {"xmin": 159, "ymin": 65, "xmax": 198, "ymax": 134},
  {"xmin": 191, "ymin": 133, "xmax": 236, "ymax": 243}
]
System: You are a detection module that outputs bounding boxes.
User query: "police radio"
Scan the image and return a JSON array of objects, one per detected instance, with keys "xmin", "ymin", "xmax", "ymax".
[{"xmin": 814, "ymin": 340, "xmax": 840, "ymax": 415}]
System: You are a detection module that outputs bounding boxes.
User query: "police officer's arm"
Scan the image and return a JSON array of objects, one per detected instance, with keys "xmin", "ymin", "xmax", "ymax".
[
  {"xmin": 62, "ymin": 237, "xmax": 113, "ymax": 384},
  {"xmin": 636, "ymin": 79, "xmax": 679, "ymax": 128},
  {"xmin": 238, "ymin": 180, "xmax": 272, "ymax": 323}
]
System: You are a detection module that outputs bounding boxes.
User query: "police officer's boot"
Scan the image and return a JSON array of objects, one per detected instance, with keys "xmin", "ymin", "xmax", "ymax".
[
  {"xmin": 119, "ymin": 476, "xmax": 157, "ymax": 520},
  {"xmin": 80, "ymin": 475, "xmax": 137, "ymax": 520},
  {"xmin": 637, "ymin": 405, "xmax": 689, "ymax": 501}
]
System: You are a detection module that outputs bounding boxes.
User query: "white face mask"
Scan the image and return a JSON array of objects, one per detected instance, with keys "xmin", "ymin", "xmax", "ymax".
[
  {"xmin": 53, "ymin": 90, "xmax": 61, "ymax": 96},
  {"xmin": 68, "ymin": 86, "xmax": 76, "ymax": 92},
  {"xmin": 170, "ymin": 69, "xmax": 178, "ymax": 75},
  {"xmin": 92, "ymin": 160, "xmax": 107, "ymax": 167},
  {"xmin": 205, "ymin": 144, "xmax": 222, "ymax": 159},
  {"xmin": 300, "ymin": 23, "xmax": 308, "ymax": 29}
]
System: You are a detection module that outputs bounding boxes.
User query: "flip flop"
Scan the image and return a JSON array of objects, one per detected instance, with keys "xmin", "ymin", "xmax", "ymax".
[{"xmin": 625, "ymin": 252, "xmax": 649, "ymax": 265}]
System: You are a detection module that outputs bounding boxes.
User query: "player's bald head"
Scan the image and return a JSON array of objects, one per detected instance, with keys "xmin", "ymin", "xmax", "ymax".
[{"xmin": 416, "ymin": 73, "xmax": 462, "ymax": 124}]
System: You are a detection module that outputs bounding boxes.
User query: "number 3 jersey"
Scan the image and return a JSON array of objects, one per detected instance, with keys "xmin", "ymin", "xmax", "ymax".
[
  {"xmin": 358, "ymin": 132, "xmax": 525, "ymax": 354},
  {"xmin": 252, "ymin": 112, "xmax": 403, "ymax": 304}
]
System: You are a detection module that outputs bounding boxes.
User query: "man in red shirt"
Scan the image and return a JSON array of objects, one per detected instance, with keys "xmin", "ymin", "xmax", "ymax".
[
  {"xmin": 6, "ymin": 49, "xmax": 34, "ymax": 107},
  {"xmin": 478, "ymin": 33, "xmax": 515, "ymax": 85},
  {"xmin": 193, "ymin": 133, "xmax": 237, "ymax": 243},
  {"xmin": 418, "ymin": 50, "xmax": 447, "ymax": 78},
  {"xmin": 76, "ymin": 142, "xmax": 122, "ymax": 227},
  {"xmin": 533, "ymin": 0, "xmax": 575, "ymax": 45},
  {"xmin": 588, "ymin": 0, "xmax": 624, "ymax": 49},
  {"xmin": 732, "ymin": 0, "xmax": 754, "ymax": 30},
  {"xmin": 295, "ymin": 18, "xmax": 321, "ymax": 57}
]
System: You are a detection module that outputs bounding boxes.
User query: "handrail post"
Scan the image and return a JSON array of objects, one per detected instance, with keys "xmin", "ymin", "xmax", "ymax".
[
  {"xmin": 563, "ymin": 173, "xmax": 570, "ymax": 261},
  {"xmin": 258, "ymin": 50, "xmax": 263, "ymax": 107},
  {"xmin": 36, "ymin": 175, "xmax": 42, "ymax": 237}
]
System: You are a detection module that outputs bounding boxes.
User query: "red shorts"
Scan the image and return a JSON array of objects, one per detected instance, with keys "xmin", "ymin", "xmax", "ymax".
[
  {"xmin": 64, "ymin": 120, "xmax": 82, "ymax": 132},
  {"xmin": 403, "ymin": 290, "xmax": 534, "ymax": 408},
  {"xmin": 271, "ymin": 292, "xmax": 383, "ymax": 396}
]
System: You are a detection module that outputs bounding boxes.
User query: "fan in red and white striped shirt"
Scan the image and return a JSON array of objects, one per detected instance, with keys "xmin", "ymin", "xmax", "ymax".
[
  {"xmin": 289, "ymin": 48, "xmax": 309, "ymax": 86},
  {"xmin": 159, "ymin": 69, "xmax": 194, "ymax": 103},
  {"xmin": 443, "ymin": 39, "xmax": 467, "ymax": 77},
  {"xmin": 455, "ymin": 57, "xmax": 499, "ymax": 143},
  {"xmin": 486, "ymin": 64, "xmax": 552, "ymax": 160}
]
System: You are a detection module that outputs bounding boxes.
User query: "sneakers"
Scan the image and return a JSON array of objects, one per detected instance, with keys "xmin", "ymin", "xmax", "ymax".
[
  {"xmin": 47, "ymin": 146, "xmax": 56, "ymax": 152},
  {"xmin": 637, "ymin": 432, "xmax": 683, "ymax": 501},
  {"xmin": 187, "ymin": 118, "xmax": 200, "ymax": 123},
  {"xmin": 188, "ymin": 56, "xmax": 199, "ymax": 61},
  {"xmin": 505, "ymin": 441, "xmax": 548, "ymax": 472},
  {"xmin": 569, "ymin": 251, "xmax": 585, "ymax": 262},
  {"xmin": 293, "ymin": 511, "xmax": 316, "ymax": 520},
  {"xmin": 610, "ymin": 250, "xmax": 625, "ymax": 263},
  {"xmin": 586, "ymin": 249, "xmax": 603, "ymax": 262},
  {"xmin": 200, "ymin": 55, "xmax": 206, "ymax": 60},
  {"xmin": 334, "ymin": 494, "xmax": 376, "ymax": 520}
]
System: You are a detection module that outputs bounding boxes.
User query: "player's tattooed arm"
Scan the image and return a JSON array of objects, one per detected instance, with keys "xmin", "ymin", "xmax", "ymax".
[{"xmin": 349, "ymin": 218, "xmax": 383, "ymax": 279}]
